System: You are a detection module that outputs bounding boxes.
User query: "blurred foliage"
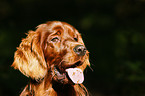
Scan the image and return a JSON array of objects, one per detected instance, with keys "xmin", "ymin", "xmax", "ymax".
[{"xmin": 1, "ymin": 0, "xmax": 145, "ymax": 96}]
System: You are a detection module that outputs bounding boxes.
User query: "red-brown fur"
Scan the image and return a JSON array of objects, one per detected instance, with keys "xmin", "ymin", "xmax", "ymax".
[{"xmin": 12, "ymin": 21, "xmax": 90, "ymax": 96}]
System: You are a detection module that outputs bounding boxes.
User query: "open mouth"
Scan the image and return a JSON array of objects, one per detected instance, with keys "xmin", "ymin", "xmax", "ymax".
[{"xmin": 52, "ymin": 61, "xmax": 84, "ymax": 84}]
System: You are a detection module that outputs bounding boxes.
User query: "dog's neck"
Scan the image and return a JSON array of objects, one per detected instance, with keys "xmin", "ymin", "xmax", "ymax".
[
  {"xmin": 21, "ymin": 74, "xmax": 88, "ymax": 96},
  {"xmin": 29, "ymin": 79, "xmax": 76, "ymax": 96},
  {"xmin": 52, "ymin": 80, "xmax": 77, "ymax": 96}
]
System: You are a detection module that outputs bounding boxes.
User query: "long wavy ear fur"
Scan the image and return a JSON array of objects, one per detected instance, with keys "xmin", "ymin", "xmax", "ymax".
[{"xmin": 12, "ymin": 24, "xmax": 48, "ymax": 80}]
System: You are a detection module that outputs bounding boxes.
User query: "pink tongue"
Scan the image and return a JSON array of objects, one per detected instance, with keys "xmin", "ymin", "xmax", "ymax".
[{"xmin": 65, "ymin": 68, "xmax": 84, "ymax": 84}]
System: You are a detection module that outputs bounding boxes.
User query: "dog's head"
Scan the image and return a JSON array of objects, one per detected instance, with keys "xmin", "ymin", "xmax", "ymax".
[{"xmin": 12, "ymin": 21, "xmax": 90, "ymax": 85}]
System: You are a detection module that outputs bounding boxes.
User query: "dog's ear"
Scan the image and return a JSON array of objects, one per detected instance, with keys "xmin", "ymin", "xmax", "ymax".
[{"xmin": 12, "ymin": 24, "xmax": 49, "ymax": 80}]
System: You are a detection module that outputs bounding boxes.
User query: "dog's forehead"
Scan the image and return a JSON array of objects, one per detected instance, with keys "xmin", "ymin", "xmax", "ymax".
[
  {"xmin": 48, "ymin": 21, "xmax": 80, "ymax": 36},
  {"xmin": 63, "ymin": 24, "xmax": 79, "ymax": 36}
]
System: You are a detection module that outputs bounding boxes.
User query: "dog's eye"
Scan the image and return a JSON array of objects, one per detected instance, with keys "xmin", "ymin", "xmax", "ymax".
[
  {"xmin": 74, "ymin": 37, "xmax": 78, "ymax": 41},
  {"xmin": 51, "ymin": 37, "xmax": 59, "ymax": 42}
]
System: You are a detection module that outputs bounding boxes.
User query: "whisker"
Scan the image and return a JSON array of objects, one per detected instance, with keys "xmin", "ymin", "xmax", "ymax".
[
  {"xmin": 88, "ymin": 65, "xmax": 94, "ymax": 72},
  {"xmin": 88, "ymin": 56, "xmax": 96, "ymax": 72}
]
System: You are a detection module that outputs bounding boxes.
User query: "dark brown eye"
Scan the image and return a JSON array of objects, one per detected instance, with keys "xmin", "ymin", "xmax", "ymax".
[
  {"xmin": 74, "ymin": 37, "xmax": 78, "ymax": 41},
  {"xmin": 51, "ymin": 37, "xmax": 59, "ymax": 42}
]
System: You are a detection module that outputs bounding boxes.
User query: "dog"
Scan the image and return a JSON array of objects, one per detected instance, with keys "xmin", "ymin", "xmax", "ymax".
[{"xmin": 12, "ymin": 21, "xmax": 90, "ymax": 96}]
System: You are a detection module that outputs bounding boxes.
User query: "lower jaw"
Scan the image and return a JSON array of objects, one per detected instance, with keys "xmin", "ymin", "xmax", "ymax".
[{"xmin": 52, "ymin": 67, "xmax": 73, "ymax": 85}]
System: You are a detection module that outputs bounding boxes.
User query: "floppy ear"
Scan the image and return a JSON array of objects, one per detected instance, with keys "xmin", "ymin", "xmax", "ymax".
[{"xmin": 12, "ymin": 24, "xmax": 49, "ymax": 80}]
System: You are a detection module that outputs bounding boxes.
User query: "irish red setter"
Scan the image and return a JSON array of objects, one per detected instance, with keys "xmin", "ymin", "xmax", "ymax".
[{"xmin": 12, "ymin": 21, "xmax": 90, "ymax": 96}]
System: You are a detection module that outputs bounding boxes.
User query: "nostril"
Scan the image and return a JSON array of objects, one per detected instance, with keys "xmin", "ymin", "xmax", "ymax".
[
  {"xmin": 73, "ymin": 45, "xmax": 86, "ymax": 56},
  {"xmin": 78, "ymin": 47, "xmax": 82, "ymax": 52}
]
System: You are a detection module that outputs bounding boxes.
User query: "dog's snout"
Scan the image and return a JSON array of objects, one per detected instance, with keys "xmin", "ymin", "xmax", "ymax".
[{"xmin": 73, "ymin": 45, "xmax": 86, "ymax": 56}]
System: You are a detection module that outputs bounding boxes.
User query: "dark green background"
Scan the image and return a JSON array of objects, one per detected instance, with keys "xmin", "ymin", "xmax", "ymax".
[{"xmin": 1, "ymin": 0, "xmax": 145, "ymax": 96}]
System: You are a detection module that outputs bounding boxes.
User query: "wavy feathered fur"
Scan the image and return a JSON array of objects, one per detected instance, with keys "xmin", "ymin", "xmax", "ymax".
[{"xmin": 12, "ymin": 21, "xmax": 90, "ymax": 96}]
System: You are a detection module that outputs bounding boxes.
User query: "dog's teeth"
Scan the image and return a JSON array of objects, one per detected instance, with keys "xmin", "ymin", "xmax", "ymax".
[{"xmin": 65, "ymin": 68, "xmax": 84, "ymax": 84}]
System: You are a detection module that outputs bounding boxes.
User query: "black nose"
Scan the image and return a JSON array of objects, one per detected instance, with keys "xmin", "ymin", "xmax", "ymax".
[{"xmin": 73, "ymin": 45, "xmax": 87, "ymax": 56}]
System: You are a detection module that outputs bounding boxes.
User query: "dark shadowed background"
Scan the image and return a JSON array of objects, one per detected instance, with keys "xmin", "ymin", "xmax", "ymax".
[{"xmin": 1, "ymin": 0, "xmax": 145, "ymax": 96}]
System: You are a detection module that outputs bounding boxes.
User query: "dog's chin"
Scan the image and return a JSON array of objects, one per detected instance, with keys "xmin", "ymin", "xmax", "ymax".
[
  {"xmin": 52, "ymin": 60, "xmax": 84, "ymax": 85},
  {"xmin": 52, "ymin": 67, "xmax": 71, "ymax": 85}
]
